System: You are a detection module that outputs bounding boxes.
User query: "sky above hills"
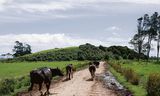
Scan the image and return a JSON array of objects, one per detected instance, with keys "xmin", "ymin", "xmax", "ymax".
[{"xmin": 0, "ymin": 0, "xmax": 160, "ymax": 56}]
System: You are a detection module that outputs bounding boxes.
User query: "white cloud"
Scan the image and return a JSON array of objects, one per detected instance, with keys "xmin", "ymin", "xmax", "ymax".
[
  {"xmin": 0, "ymin": 0, "xmax": 10, "ymax": 5},
  {"xmin": 104, "ymin": 26, "xmax": 122, "ymax": 38},
  {"xmin": 105, "ymin": 37, "xmax": 130, "ymax": 46},
  {"xmin": 0, "ymin": 0, "xmax": 9, "ymax": 11},
  {"xmin": 0, "ymin": 33, "xmax": 108, "ymax": 54},
  {"xmin": 10, "ymin": 1, "xmax": 73, "ymax": 13},
  {"xmin": 1, "ymin": 0, "xmax": 160, "ymax": 13},
  {"xmin": 105, "ymin": 26, "xmax": 121, "ymax": 31},
  {"xmin": 0, "ymin": 0, "xmax": 159, "ymax": 23},
  {"xmin": 120, "ymin": 0, "xmax": 160, "ymax": 4}
]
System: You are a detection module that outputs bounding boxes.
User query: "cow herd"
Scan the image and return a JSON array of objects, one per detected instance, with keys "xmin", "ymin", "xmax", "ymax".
[{"xmin": 28, "ymin": 61, "xmax": 100, "ymax": 95}]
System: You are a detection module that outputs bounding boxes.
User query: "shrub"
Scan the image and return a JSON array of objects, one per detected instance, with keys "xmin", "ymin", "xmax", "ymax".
[
  {"xmin": 147, "ymin": 73, "xmax": 160, "ymax": 96},
  {"xmin": 104, "ymin": 54, "xmax": 110, "ymax": 60},
  {"xmin": 0, "ymin": 78, "xmax": 16, "ymax": 95},
  {"xmin": 15, "ymin": 76, "xmax": 30, "ymax": 89},
  {"xmin": 110, "ymin": 63, "xmax": 123, "ymax": 74},
  {"xmin": 123, "ymin": 68, "xmax": 139, "ymax": 85},
  {"xmin": 130, "ymin": 73, "xmax": 139, "ymax": 85},
  {"xmin": 114, "ymin": 55, "xmax": 120, "ymax": 60},
  {"xmin": 0, "ymin": 76, "xmax": 30, "ymax": 95}
]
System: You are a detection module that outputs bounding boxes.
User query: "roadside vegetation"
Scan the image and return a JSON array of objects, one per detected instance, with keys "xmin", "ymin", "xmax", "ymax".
[{"xmin": 108, "ymin": 60, "xmax": 160, "ymax": 96}]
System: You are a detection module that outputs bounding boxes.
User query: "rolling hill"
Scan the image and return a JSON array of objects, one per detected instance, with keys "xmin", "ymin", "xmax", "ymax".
[{"xmin": 2, "ymin": 43, "xmax": 147, "ymax": 62}]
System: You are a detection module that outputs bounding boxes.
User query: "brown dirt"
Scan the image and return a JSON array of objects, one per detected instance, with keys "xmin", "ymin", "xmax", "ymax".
[{"xmin": 19, "ymin": 62, "xmax": 116, "ymax": 96}]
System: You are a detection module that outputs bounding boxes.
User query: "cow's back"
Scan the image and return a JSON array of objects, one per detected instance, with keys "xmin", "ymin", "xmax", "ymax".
[
  {"xmin": 30, "ymin": 70, "xmax": 44, "ymax": 84},
  {"xmin": 40, "ymin": 68, "xmax": 52, "ymax": 82},
  {"xmin": 30, "ymin": 67, "xmax": 52, "ymax": 83}
]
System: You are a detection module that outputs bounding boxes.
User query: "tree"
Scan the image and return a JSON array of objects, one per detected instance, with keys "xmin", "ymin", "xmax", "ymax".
[
  {"xmin": 145, "ymin": 12, "xmax": 158, "ymax": 60},
  {"xmin": 13, "ymin": 41, "xmax": 32, "ymax": 57},
  {"xmin": 130, "ymin": 12, "xmax": 159, "ymax": 61},
  {"xmin": 156, "ymin": 16, "xmax": 160, "ymax": 61},
  {"xmin": 130, "ymin": 17, "xmax": 146, "ymax": 60}
]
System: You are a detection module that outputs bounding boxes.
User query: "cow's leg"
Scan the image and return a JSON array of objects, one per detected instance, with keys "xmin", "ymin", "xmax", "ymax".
[
  {"xmin": 39, "ymin": 83, "xmax": 43, "ymax": 95},
  {"xmin": 66, "ymin": 70, "xmax": 69, "ymax": 79},
  {"xmin": 91, "ymin": 71, "xmax": 94, "ymax": 80},
  {"xmin": 68, "ymin": 72, "xmax": 70, "ymax": 79},
  {"xmin": 93, "ymin": 71, "xmax": 96, "ymax": 80},
  {"xmin": 93, "ymin": 72, "xmax": 95, "ymax": 79},
  {"xmin": 69, "ymin": 72, "xmax": 71, "ymax": 80},
  {"xmin": 71, "ymin": 71, "xmax": 73, "ymax": 78},
  {"xmin": 89, "ymin": 71, "xmax": 92, "ymax": 79},
  {"xmin": 46, "ymin": 81, "xmax": 51, "ymax": 95},
  {"xmin": 28, "ymin": 82, "xmax": 34, "ymax": 91}
]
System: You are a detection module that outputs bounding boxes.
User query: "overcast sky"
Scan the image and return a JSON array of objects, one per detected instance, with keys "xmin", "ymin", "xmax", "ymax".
[{"xmin": 0, "ymin": 0, "xmax": 160, "ymax": 56}]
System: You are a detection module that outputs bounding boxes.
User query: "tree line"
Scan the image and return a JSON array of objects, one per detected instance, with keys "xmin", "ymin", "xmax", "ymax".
[{"xmin": 130, "ymin": 12, "xmax": 160, "ymax": 61}]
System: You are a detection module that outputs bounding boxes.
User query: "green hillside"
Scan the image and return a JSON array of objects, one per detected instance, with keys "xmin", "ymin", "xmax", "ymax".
[{"xmin": 2, "ymin": 43, "xmax": 146, "ymax": 62}]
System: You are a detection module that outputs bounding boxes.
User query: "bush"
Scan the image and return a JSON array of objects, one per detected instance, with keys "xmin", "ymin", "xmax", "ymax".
[
  {"xmin": 147, "ymin": 73, "xmax": 160, "ymax": 96},
  {"xmin": 0, "ymin": 76, "xmax": 30, "ymax": 96},
  {"xmin": 130, "ymin": 73, "xmax": 139, "ymax": 85},
  {"xmin": 15, "ymin": 76, "xmax": 30, "ymax": 89},
  {"xmin": 110, "ymin": 63, "xmax": 124, "ymax": 74},
  {"xmin": 0, "ymin": 78, "xmax": 16, "ymax": 95},
  {"xmin": 123, "ymin": 68, "xmax": 139, "ymax": 85},
  {"xmin": 114, "ymin": 55, "xmax": 120, "ymax": 60},
  {"xmin": 104, "ymin": 54, "xmax": 110, "ymax": 60}
]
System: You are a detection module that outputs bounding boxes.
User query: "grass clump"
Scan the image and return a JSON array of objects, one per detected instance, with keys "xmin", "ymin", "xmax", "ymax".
[
  {"xmin": 123, "ymin": 68, "xmax": 139, "ymax": 85},
  {"xmin": 147, "ymin": 73, "xmax": 160, "ymax": 96}
]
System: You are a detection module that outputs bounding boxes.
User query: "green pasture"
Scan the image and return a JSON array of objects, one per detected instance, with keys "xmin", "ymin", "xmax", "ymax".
[{"xmin": 0, "ymin": 61, "xmax": 88, "ymax": 79}]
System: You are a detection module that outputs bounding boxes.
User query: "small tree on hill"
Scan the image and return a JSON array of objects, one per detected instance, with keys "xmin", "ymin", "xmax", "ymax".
[{"xmin": 13, "ymin": 41, "xmax": 32, "ymax": 57}]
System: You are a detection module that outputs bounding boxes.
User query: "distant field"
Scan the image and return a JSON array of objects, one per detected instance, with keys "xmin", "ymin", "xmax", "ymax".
[
  {"xmin": 0, "ymin": 61, "xmax": 88, "ymax": 79},
  {"xmin": 109, "ymin": 60, "xmax": 160, "ymax": 96}
]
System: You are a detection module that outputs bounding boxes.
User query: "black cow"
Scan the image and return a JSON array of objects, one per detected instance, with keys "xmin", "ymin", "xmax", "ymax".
[
  {"xmin": 89, "ymin": 62, "xmax": 96, "ymax": 80},
  {"xmin": 66, "ymin": 64, "xmax": 73, "ymax": 80},
  {"xmin": 28, "ymin": 67, "xmax": 64, "ymax": 95},
  {"xmin": 93, "ymin": 61, "xmax": 100, "ymax": 68}
]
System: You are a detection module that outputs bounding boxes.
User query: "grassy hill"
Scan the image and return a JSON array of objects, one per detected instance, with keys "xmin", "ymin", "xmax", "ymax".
[
  {"xmin": 2, "ymin": 43, "xmax": 146, "ymax": 62},
  {"xmin": 8, "ymin": 47, "xmax": 80, "ymax": 62}
]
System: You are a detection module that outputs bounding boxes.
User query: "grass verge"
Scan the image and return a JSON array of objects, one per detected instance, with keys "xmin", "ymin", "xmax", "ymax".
[{"xmin": 109, "ymin": 62, "xmax": 147, "ymax": 96}]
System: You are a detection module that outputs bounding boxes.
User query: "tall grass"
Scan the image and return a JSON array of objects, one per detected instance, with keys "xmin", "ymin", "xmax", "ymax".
[{"xmin": 147, "ymin": 73, "xmax": 160, "ymax": 96}]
